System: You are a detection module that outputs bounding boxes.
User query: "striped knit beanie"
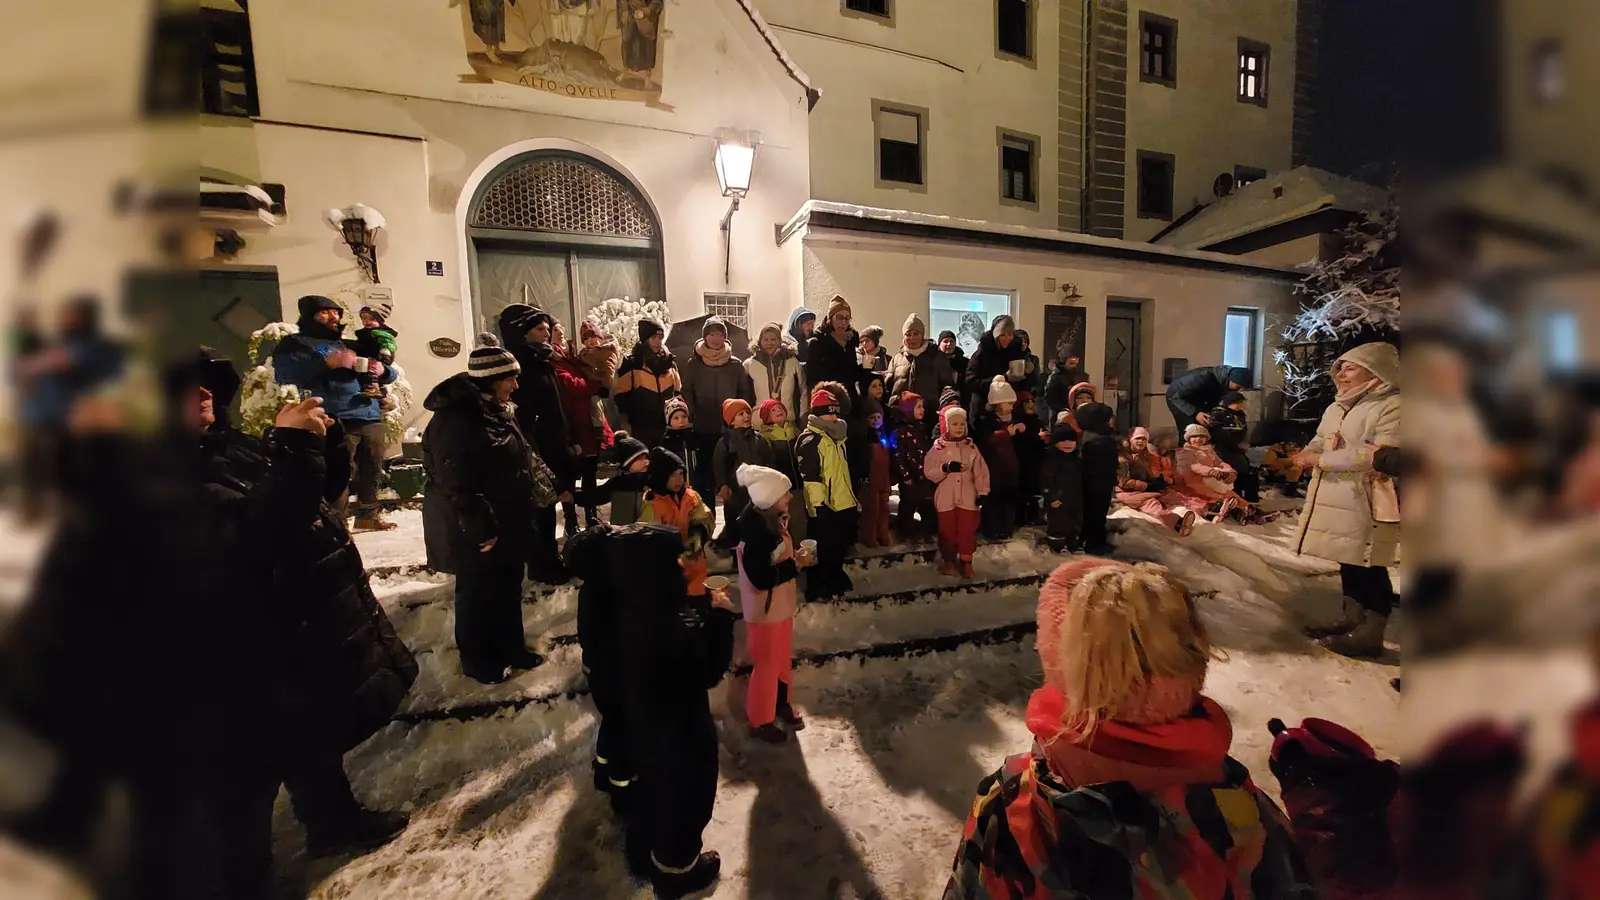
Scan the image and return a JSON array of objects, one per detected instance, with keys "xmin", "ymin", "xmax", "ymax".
[{"xmin": 468, "ymin": 333, "xmax": 519, "ymax": 382}]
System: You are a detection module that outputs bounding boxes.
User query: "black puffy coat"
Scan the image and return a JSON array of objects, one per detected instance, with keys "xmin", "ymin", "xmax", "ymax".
[
  {"xmin": 498, "ymin": 305, "xmax": 576, "ymax": 490},
  {"xmin": 422, "ymin": 373, "xmax": 558, "ymax": 575},
  {"xmin": 805, "ymin": 322, "xmax": 871, "ymax": 403},
  {"xmin": 1166, "ymin": 365, "xmax": 1250, "ymax": 428},
  {"xmin": 964, "ymin": 330, "xmax": 1029, "ymax": 418},
  {"xmin": 201, "ymin": 425, "xmax": 418, "ymax": 757}
]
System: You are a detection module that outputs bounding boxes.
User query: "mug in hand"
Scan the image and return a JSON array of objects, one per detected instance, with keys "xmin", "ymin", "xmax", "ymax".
[{"xmin": 1008, "ymin": 359, "xmax": 1026, "ymax": 378}]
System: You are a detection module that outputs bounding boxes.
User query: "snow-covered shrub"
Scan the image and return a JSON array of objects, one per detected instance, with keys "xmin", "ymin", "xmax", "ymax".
[
  {"xmin": 585, "ymin": 297, "xmax": 671, "ymax": 354},
  {"xmin": 238, "ymin": 322, "xmax": 414, "ymax": 442}
]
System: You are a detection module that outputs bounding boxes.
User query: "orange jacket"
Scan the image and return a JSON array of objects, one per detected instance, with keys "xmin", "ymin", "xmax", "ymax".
[{"xmin": 640, "ymin": 487, "xmax": 714, "ymax": 596}]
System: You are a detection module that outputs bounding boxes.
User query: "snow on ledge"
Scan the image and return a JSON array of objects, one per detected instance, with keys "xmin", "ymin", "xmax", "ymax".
[
  {"xmin": 730, "ymin": 0, "xmax": 820, "ymax": 108},
  {"xmin": 782, "ymin": 199, "xmax": 1302, "ymax": 277}
]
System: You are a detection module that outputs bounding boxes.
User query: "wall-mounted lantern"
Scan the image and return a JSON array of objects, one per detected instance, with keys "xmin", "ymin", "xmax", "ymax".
[
  {"xmin": 714, "ymin": 132, "xmax": 759, "ymax": 287},
  {"xmin": 324, "ymin": 203, "xmax": 386, "ymax": 283}
]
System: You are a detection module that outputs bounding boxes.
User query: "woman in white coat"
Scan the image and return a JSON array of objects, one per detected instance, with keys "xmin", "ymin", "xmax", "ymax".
[
  {"xmin": 744, "ymin": 322, "xmax": 804, "ymax": 427},
  {"xmin": 1295, "ymin": 342, "xmax": 1402, "ymax": 658}
]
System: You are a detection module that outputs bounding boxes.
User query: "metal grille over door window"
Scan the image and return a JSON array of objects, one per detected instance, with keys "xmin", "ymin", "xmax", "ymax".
[{"xmin": 470, "ymin": 157, "xmax": 657, "ymax": 238}]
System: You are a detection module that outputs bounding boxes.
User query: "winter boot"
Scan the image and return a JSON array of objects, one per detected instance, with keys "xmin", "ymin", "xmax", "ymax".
[
  {"xmin": 462, "ymin": 660, "xmax": 510, "ymax": 685},
  {"xmin": 352, "ymin": 511, "xmax": 397, "ymax": 532},
  {"xmin": 1304, "ymin": 598, "xmax": 1363, "ymax": 639},
  {"xmin": 1318, "ymin": 610, "xmax": 1389, "ymax": 659},
  {"xmin": 593, "ymin": 758, "xmax": 636, "ymax": 816},
  {"xmin": 583, "ymin": 506, "xmax": 601, "ymax": 529},
  {"xmin": 777, "ymin": 682, "xmax": 804, "ymax": 732},
  {"xmin": 563, "ymin": 506, "xmax": 580, "ymax": 538},
  {"xmin": 937, "ymin": 561, "xmax": 959, "ymax": 577},
  {"xmin": 749, "ymin": 723, "xmax": 788, "ymax": 744},
  {"xmin": 959, "ymin": 560, "xmax": 975, "ymax": 579},
  {"xmin": 507, "ymin": 647, "xmax": 545, "ymax": 672},
  {"xmin": 305, "ymin": 807, "xmax": 410, "ymax": 858},
  {"xmin": 1173, "ymin": 508, "xmax": 1198, "ymax": 537},
  {"xmin": 650, "ymin": 851, "xmax": 722, "ymax": 899}
]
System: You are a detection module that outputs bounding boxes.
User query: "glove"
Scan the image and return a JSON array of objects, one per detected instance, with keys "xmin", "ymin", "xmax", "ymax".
[
  {"xmin": 943, "ymin": 461, "xmax": 964, "ymax": 473},
  {"xmin": 1147, "ymin": 476, "xmax": 1167, "ymax": 492}
]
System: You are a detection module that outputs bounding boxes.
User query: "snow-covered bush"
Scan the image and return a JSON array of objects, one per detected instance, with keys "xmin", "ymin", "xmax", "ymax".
[
  {"xmin": 238, "ymin": 322, "xmax": 414, "ymax": 443},
  {"xmin": 585, "ymin": 297, "xmax": 671, "ymax": 354}
]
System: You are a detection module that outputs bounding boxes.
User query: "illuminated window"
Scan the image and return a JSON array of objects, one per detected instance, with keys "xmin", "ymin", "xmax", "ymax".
[
  {"xmin": 1222, "ymin": 308, "xmax": 1260, "ymax": 383},
  {"xmin": 1238, "ymin": 39, "xmax": 1269, "ymax": 106}
]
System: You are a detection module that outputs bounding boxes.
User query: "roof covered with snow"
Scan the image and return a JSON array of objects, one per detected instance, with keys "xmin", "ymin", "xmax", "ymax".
[
  {"xmin": 1421, "ymin": 165, "xmax": 1600, "ymax": 251},
  {"xmin": 783, "ymin": 199, "xmax": 1301, "ymax": 279},
  {"xmin": 1152, "ymin": 167, "xmax": 1388, "ymax": 251},
  {"xmin": 730, "ymin": 0, "xmax": 820, "ymax": 110}
]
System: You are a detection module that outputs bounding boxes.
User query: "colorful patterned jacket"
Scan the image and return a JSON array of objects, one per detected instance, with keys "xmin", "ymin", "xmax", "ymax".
[{"xmin": 944, "ymin": 747, "xmax": 1313, "ymax": 900}]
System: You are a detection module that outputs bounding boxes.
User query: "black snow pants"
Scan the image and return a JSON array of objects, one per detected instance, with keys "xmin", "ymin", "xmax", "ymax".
[
  {"xmin": 627, "ymin": 691, "xmax": 719, "ymax": 871},
  {"xmin": 1342, "ymin": 563, "xmax": 1397, "ymax": 618},
  {"xmin": 1216, "ymin": 447, "xmax": 1259, "ymax": 503},
  {"xmin": 807, "ymin": 506, "xmax": 858, "ymax": 600},
  {"xmin": 895, "ymin": 483, "xmax": 938, "ymax": 538},
  {"xmin": 1045, "ymin": 492, "xmax": 1082, "ymax": 551},
  {"xmin": 454, "ymin": 556, "xmax": 526, "ymax": 677},
  {"xmin": 1081, "ymin": 487, "xmax": 1115, "ymax": 550},
  {"xmin": 981, "ymin": 489, "xmax": 1019, "ymax": 540}
]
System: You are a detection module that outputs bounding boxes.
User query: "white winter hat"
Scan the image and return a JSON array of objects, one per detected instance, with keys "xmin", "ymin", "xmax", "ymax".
[
  {"xmin": 737, "ymin": 463, "xmax": 792, "ymax": 511},
  {"xmin": 987, "ymin": 375, "xmax": 1017, "ymax": 407},
  {"xmin": 1185, "ymin": 423, "xmax": 1211, "ymax": 441}
]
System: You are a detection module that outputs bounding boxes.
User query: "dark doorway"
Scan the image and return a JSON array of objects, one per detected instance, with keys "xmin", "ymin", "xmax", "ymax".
[{"xmin": 1103, "ymin": 299, "xmax": 1144, "ymax": 429}]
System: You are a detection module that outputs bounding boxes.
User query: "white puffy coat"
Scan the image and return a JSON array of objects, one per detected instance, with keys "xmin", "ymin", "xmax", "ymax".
[
  {"xmin": 744, "ymin": 347, "xmax": 804, "ymax": 425},
  {"xmin": 1293, "ymin": 386, "xmax": 1402, "ymax": 567}
]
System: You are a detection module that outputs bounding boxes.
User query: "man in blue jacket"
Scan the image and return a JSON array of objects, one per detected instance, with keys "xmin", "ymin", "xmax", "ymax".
[
  {"xmin": 1165, "ymin": 364, "xmax": 1251, "ymax": 431},
  {"xmin": 272, "ymin": 295, "xmax": 396, "ymax": 527}
]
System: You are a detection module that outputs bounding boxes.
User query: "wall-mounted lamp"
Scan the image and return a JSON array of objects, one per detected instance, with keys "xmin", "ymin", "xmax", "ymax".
[
  {"xmin": 324, "ymin": 203, "xmax": 386, "ymax": 283},
  {"xmin": 1061, "ymin": 282, "xmax": 1083, "ymax": 304},
  {"xmin": 713, "ymin": 132, "xmax": 758, "ymax": 286}
]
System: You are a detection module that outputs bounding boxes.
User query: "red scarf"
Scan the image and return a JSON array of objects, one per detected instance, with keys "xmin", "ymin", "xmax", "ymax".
[{"xmin": 1026, "ymin": 685, "xmax": 1232, "ymax": 791}]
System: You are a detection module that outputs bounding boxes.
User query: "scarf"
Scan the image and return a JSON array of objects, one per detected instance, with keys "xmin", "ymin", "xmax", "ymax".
[
  {"xmin": 1335, "ymin": 377, "xmax": 1386, "ymax": 409},
  {"xmin": 525, "ymin": 341, "xmax": 554, "ymax": 363},
  {"xmin": 695, "ymin": 339, "xmax": 733, "ymax": 367},
  {"xmin": 809, "ymin": 416, "xmax": 848, "ymax": 443},
  {"xmin": 857, "ymin": 347, "xmax": 880, "ymax": 371},
  {"xmin": 901, "ymin": 341, "xmax": 928, "ymax": 358}
]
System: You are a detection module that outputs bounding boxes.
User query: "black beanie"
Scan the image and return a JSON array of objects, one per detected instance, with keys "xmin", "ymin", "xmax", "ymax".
[
  {"xmin": 1075, "ymin": 402, "xmax": 1115, "ymax": 435},
  {"xmin": 611, "ymin": 431, "xmax": 650, "ymax": 470},
  {"xmin": 638, "ymin": 317, "xmax": 665, "ymax": 344},
  {"xmin": 1220, "ymin": 391, "xmax": 1247, "ymax": 407},
  {"xmin": 646, "ymin": 446, "xmax": 686, "ymax": 495},
  {"xmin": 1049, "ymin": 421, "xmax": 1080, "ymax": 445},
  {"xmin": 938, "ymin": 330, "xmax": 957, "ymax": 343},
  {"xmin": 1226, "ymin": 367, "xmax": 1253, "ymax": 388},
  {"xmin": 297, "ymin": 294, "xmax": 342, "ymax": 319}
]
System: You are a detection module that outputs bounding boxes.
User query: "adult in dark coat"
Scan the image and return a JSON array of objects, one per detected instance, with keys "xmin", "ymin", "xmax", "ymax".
[
  {"xmin": 887, "ymin": 313, "xmax": 955, "ymax": 438},
  {"xmin": 497, "ymin": 304, "xmax": 578, "ymax": 494},
  {"xmin": 1075, "ymin": 401, "xmax": 1121, "ymax": 554},
  {"xmin": 679, "ymin": 316, "xmax": 755, "ymax": 501},
  {"xmin": 614, "ymin": 317, "xmax": 681, "ymax": 448},
  {"xmin": 564, "ymin": 522, "xmax": 735, "ymax": 896},
  {"xmin": 804, "ymin": 296, "xmax": 871, "ymax": 405},
  {"xmin": 937, "ymin": 329, "xmax": 969, "ymax": 397},
  {"xmin": 788, "ymin": 306, "xmax": 817, "ymax": 368},
  {"xmin": 1042, "ymin": 351, "xmax": 1088, "ymax": 425},
  {"xmin": 962, "ymin": 314, "xmax": 1031, "ymax": 421},
  {"xmin": 423, "ymin": 345, "xmax": 563, "ymax": 683},
  {"xmin": 1165, "ymin": 364, "xmax": 1252, "ymax": 430}
]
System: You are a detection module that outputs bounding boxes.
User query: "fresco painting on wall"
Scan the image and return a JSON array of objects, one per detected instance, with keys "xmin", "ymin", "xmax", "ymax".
[{"xmin": 456, "ymin": 0, "xmax": 666, "ymax": 102}]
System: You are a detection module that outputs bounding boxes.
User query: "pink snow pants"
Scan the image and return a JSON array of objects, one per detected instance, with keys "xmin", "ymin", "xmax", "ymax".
[
  {"xmin": 1117, "ymin": 491, "xmax": 1188, "ymax": 527},
  {"xmin": 745, "ymin": 618, "xmax": 794, "ymax": 728},
  {"xmin": 937, "ymin": 507, "xmax": 980, "ymax": 563}
]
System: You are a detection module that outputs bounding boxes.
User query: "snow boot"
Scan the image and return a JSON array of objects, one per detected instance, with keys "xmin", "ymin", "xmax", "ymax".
[
  {"xmin": 1084, "ymin": 542, "xmax": 1115, "ymax": 556},
  {"xmin": 305, "ymin": 807, "xmax": 409, "ymax": 858},
  {"xmin": 749, "ymin": 723, "xmax": 788, "ymax": 744},
  {"xmin": 507, "ymin": 647, "xmax": 545, "ymax": 672},
  {"xmin": 650, "ymin": 851, "xmax": 722, "ymax": 899},
  {"xmin": 1319, "ymin": 610, "xmax": 1388, "ymax": 659},
  {"xmin": 777, "ymin": 683, "xmax": 804, "ymax": 732},
  {"xmin": 594, "ymin": 759, "xmax": 636, "ymax": 815},
  {"xmin": 583, "ymin": 506, "xmax": 601, "ymax": 529},
  {"xmin": 352, "ymin": 512, "xmax": 397, "ymax": 532},
  {"xmin": 1304, "ymin": 598, "xmax": 1362, "ymax": 639},
  {"xmin": 462, "ymin": 661, "xmax": 510, "ymax": 685},
  {"xmin": 1174, "ymin": 509, "xmax": 1197, "ymax": 537},
  {"xmin": 959, "ymin": 560, "xmax": 975, "ymax": 579},
  {"xmin": 937, "ymin": 561, "xmax": 958, "ymax": 577}
]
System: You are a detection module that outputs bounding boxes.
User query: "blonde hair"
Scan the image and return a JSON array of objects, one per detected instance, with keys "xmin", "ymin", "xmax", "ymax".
[{"xmin": 1052, "ymin": 563, "xmax": 1219, "ymax": 737}]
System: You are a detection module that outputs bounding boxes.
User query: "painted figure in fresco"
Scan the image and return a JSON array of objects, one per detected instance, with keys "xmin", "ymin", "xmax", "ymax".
[
  {"xmin": 468, "ymin": 0, "xmax": 515, "ymax": 63},
  {"xmin": 618, "ymin": 0, "xmax": 665, "ymax": 89},
  {"xmin": 550, "ymin": 0, "xmax": 598, "ymax": 46}
]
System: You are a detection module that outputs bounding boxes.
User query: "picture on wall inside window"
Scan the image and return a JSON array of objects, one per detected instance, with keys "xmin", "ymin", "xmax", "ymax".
[
  {"xmin": 1041, "ymin": 305, "xmax": 1088, "ymax": 373},
  {"xmin": 929, "ymin": 288, "xmax": 1011, "ymax": 355},
  {"xmin": 456, "ymin": 0, "xmax": 667, "ymax": 102}
]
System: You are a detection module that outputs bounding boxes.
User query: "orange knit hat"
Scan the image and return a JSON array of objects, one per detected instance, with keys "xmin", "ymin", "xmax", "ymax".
[{"xmin": 721, "ymin": 398, "xmax": 752, "ymax": 426}]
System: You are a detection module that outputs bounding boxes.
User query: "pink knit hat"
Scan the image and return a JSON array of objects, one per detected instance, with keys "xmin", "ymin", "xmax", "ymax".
[{"xmin": 1035, "ymin": 558, "xmax": 1206, "ymax": 727}]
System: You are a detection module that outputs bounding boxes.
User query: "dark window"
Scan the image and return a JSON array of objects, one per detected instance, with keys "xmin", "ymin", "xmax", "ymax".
[
  {"xmin": 1234, "ymin": 165, "xmax": 1267, "ymax": 188},
  {"xmin": 143, "ymin": 9, "xmax": 199, "ymax": 116},
  {"xmin": 1001, "ymin": 134, "xmax": 1035, "ymax": 203},
  {"xmin": 845, "ymin": 0, "xmax": 891, "ymax": 18},
  {"xmin": 1137, "ymin": 151, "xmax": 1175, "ymax": 220},
  {"xmin": 1237, "ymin": 39, "xmax": 1269, "ymax": 106},
  {"xmin": 201, "ymin": 7, "xmax": 259, "ymax": 118},
  {"xmin": 997, "ymin": 0, "xmax": 1031, "ymax": 59},
  {"xmin": 1139, "ymin": 14, "xmax": 1177, "ymax": 86},
  {"xmin": 1533, "ymin": 38, "xmax": 1565, "ymax": 103},
  {"xmin": 877, "ymin": 107, "xmax": 924, "ymax": 186}
]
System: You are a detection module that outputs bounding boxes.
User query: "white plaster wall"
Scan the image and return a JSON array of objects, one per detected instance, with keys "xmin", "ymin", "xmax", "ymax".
[
  {"xmin": 198, "ymin": 0, "xmax": 812, "ymax": 422},
  {"xmin": 1124, "ymin": 0, "xmax": 1296, "ymax": 242},
  {"xmin": 753, "ymin": 0, "xmax": 1060, "ymax": 229},
  {"xmin": 800, "ymin": 232, "xmax": 1294, "ymax": 432}
]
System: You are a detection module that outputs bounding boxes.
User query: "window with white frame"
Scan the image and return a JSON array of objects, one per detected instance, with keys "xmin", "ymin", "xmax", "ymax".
[
  {"xmin": 875, "ymin": 103, "xmax": 926, "ymax": 187},
  {"xmin": 1000, "ymin": 132, "xmax": 1036, "ymax": 204},
  {"xmin": 703, "ymin": 292, "xmax": 750, "ymax": 330},
  {"xmin": 929, "ymin": 288, "xmax": 1011, "ymax": 356},
  {"xmin": 1237, "ymin": 39, "xmax": 1269, "ymax": 106},
  {"xmin": 1543, "ymin": 308, "xmax": 1581, "ymax": 372},
  {"xmin": 1222, "ymin": 308, "xmax": 1260, "ymax": 383}
]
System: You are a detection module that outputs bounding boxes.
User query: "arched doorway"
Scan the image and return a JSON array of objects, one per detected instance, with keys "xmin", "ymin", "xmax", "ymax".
[{"xmin": 466, "ymin": 151, "xmax": 664, "ymax": 337}]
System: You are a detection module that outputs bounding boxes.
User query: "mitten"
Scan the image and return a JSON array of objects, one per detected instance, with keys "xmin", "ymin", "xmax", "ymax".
[{"xmin": 943, "ymin": 461, "xmax": 963, "ymax": 473}]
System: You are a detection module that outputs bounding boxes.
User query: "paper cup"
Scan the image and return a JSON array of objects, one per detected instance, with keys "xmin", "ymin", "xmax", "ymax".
[
  {"xmin": 703, "ymin": 575, "xmax": 730, "ymax": 591},
  {"xmin": 799, "ymin": 539, "xmax": 818, "ymax": 554},
  {"xmin": 1008, "ymin": 359, "xmax": 1026, "ymax": 378}
]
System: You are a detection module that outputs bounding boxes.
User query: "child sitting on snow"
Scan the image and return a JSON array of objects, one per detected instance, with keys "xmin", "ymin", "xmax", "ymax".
[
  {"xmin": 712, "ymin": 399, "xmax": 764, "ymax": 550},
  {"xmin": 945, "ymin": 559, "xmax": 1309, "ymax": 898},
  {"xmin": 975, "ymin": 375, "xmax": 1023, "ymax": 540},
  {"xmin": 1040, "ymin": 420, "xmax": 1083, "ymax": 553},
  {"xmin": 639, "ymin": 446, "xmax": 715, "ymax": 598},
  {"xmin": 1074, "ymin": 402, "xmax": 1121, "ymax": 555},
  {"xmin": 857, "ymin": 398, "xmax": 894, "ymax": 548},
  {"xmin": 1261, "ymin": 441, "xmax": 1309, "ymax": 498},
  {"xmin": 1014, "ymin": 390, "xmax": 1046, "ymax": 527},
  {"xmin": 734, "ymin": 463, "xmax": 812, "ymax": 745},
  {"xmin": 891, "ymin": 393, "xmax": 937, "ymax": 539},
  {"xmin": 1176, "ymin": 424, "xmax": 1278, "ymax": 524},
  {"xmin": 1116, "ymin": 426, "xmax": 1197, "ymax": 536},
  {"xmin": 924, "ymin": 406, "xmax": 990, "ymax": 578}
]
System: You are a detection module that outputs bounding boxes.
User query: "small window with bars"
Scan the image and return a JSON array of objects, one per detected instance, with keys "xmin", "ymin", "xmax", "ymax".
[
  {"xmin": 999, "ymin": 133, "xmax": 1036, "ymax": 205},
  {"xmin": 843, "ymin": 0, "xmax": 891, "ymax": 20},
  {"xmin": 1238, "ymin": 39, "xmax": 1269, "ymax": 106},
  {"xmin": 1139, "ymin": 13, "xmax": 1178, "ymax": 87},
  {"xmin": 703, "ymin": 293, "xmax": 750, "ymax": 330},
  {"xmin": 875, "ymin": 104, "xmax": 925, "ymax": 187}
]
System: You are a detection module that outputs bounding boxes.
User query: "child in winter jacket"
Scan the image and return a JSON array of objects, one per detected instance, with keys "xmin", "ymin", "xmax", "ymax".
[
  {"xmin": 639, "ymin": 447, "xmax": 716, "ymax": 598},
  {"xmin": 857, "ymin": 398, "xmax": 894, "ymax": 547},
  {"xmin": 713, "ymin": 399, "xmax": 764, "ymax": 550},
  {"xmin": 354, "ymin": 303, "xmax": 399, "ymax": 398},
  {"xmin": 849, "ymin": 372, "xmax": 887, "ymax": 485},
  {"xmin": 1116, "ymin": 426, "xmax": 1196, "ymax": 535},
  {"xmin": 1176, "ymin": 423, "xmax": 1242, "ymax": 521},
  {"xmin": 924, "ymin": 406, "xmax": 991, "ymax": 578},
  {"xmin": 1040, "ymin": 421, "xmax": 1084, "ymax": 552},
  {"xmin": 796, "ymin": 385, "xmax": 860, "ymax": 601},
  {"xmin": 945, "ymin": 559, "xmax": 1310, "ymax": 899},
  {"xmin": 975, "ymin": 376, "xmax": 1023, "ymax": 540},
  {"xmin": 734, "ymin": 464, "xmax": 811, "ymax": 744},
  {"xmin": 891, "ymin": 393, "xmax": 937, "ymax": 538},
  {"xmin": 1209, "ymin": 391, "xmax": 1258, "ymax": 502},
  {"xmin": 1014, "ymin": 391, "xmax": 1046, "ymax": 526},
  {"xmin": 660, "ymin": 396, "xmax": 699, "ymax": 480},
  {"xmin": 1074, "ymin": 402, "xmax": 1121, "ymax": 554},
  {"xmin": 756, "ymin": 399, "xmax": 805, "ymax": 545},
  {"xmin": 590, "ymin": 432, "xmax": 651, "ymax": 525}
]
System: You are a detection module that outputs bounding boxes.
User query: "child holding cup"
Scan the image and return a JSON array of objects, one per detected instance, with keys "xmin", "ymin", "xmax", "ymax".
[{"xmin": 734, "ymin": 463, "xmax": 813, "ymax": 744}]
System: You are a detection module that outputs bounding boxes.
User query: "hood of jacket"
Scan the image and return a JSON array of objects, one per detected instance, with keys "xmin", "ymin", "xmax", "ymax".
[
  {"xmin": 1026, "ymin": 685, "xmax": 1232, "ymax": 791},
  {"xmin": 561, "ymin": 522, "xmax": 615, "ymax": 582},
  {"xmin": 787, "ymin": 306, "xmax": 817, "ymax": 340}
]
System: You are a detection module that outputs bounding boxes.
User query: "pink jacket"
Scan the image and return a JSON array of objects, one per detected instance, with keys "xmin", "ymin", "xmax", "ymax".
[
  {"xmin": 1176, "ymin": 446, "xmax": 1236, "ymax": 501},
  {"xmin": 924, "ymin": 437, "xmax": 991, "ymax": 512},
  {"xmin": 736, "ymin": 528, "xmax": 799, "ymax": 624}
]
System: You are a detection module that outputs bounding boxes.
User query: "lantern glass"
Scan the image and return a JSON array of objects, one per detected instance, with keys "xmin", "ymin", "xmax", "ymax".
[{"xmin": 714, "ymin": 142, "xmax": 755, "ymax": 197}]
